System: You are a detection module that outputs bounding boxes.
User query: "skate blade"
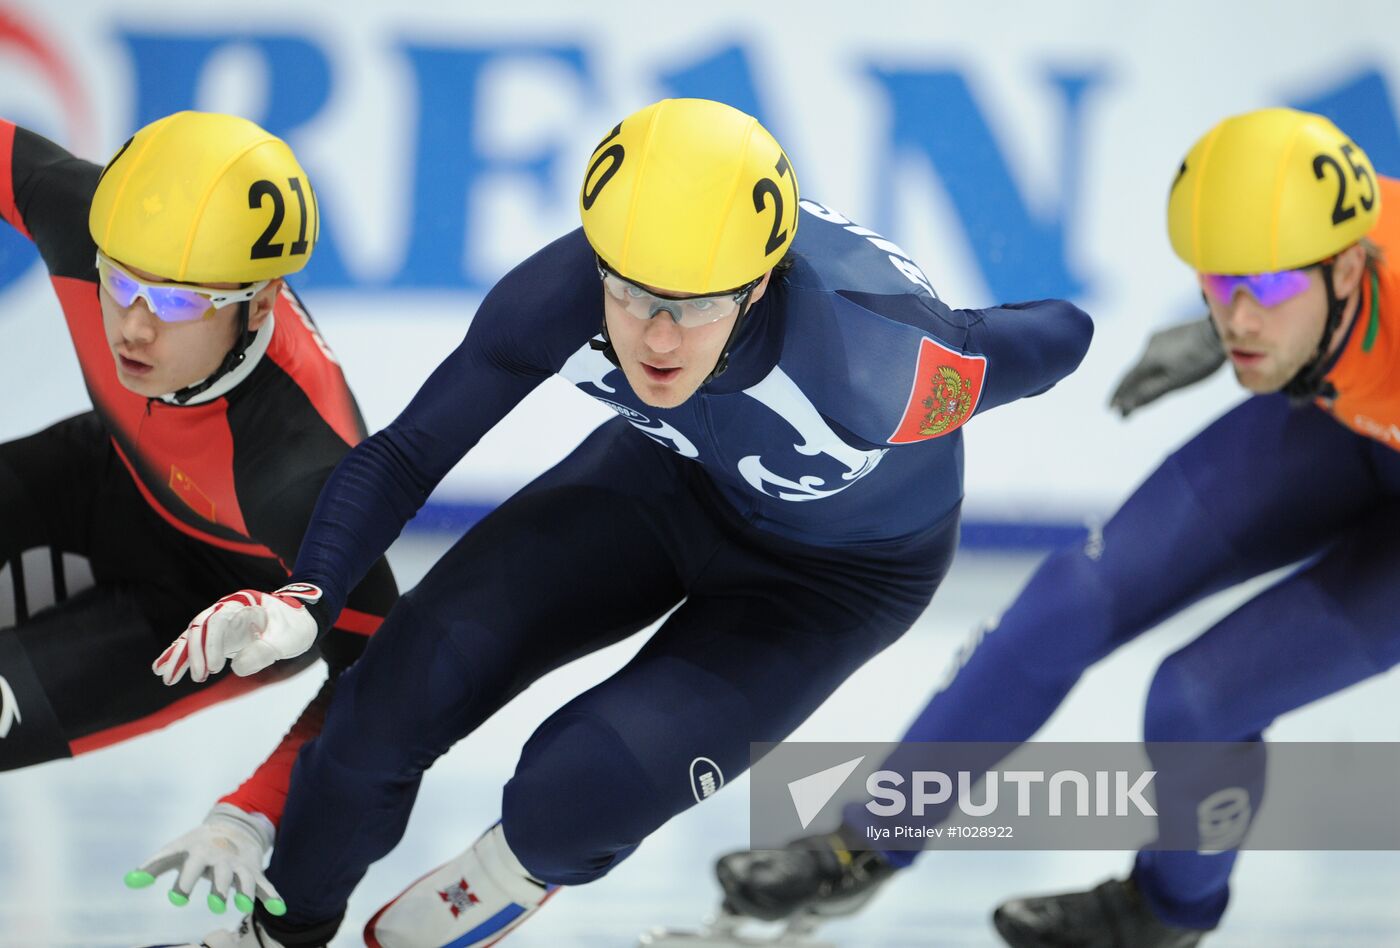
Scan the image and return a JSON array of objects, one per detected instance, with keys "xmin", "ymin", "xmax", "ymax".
[
  {"xmin": 639, "ymin": 932, "xmax": 836, "ymax": 948},
  {"xmin": 639, "ymin": 915, "xmax": 836, "ymax": 948}
]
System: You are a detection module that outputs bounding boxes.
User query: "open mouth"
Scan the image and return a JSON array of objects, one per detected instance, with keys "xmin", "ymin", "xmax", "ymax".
[
  {"xmin": 642, "ymin": 363, "xmax": 682, "ymax": 382},
  {"xmin": 117, "ymin": 353, "xmax": 154, "ymax": 376},
  {"xmin": 1228, "ymin": 349, "xmax": 1265, "ymax": 366}
]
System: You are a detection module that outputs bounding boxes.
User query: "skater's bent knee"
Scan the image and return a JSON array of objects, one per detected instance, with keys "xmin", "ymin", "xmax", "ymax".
[
  {"xmin": 1144, "ymin": 654, "xmax": 1237, "ymax": 742},
  {"xmin": 502, "ymin": 711, "xmax": 661, "ymax": 884}
]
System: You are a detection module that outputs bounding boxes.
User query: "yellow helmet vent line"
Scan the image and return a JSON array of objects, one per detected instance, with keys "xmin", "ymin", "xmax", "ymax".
[
  {"xmin": 96, "ymin": 113, "xmax": 172, "ymax": 256},
  {"xmin": 89, "ymin": 111, "xmax": 318, "ymax": 284},
  {"xmin": 1269, "ymin": 125, "xmax": 1305, "ymax": 272},
  {"xmin": 707, "ymin": 118, "xmax": 758, "ymax": 291},
  {"xmin": 1167, "ymin": 108, "xmax": 1380, "ymax": 275},
  {"xmin": 1189, "ymin": 123, "xmax": 1221, "ymax": 274},
  {"xmin": 620, "ymin": 102, "xmax": 664, "ymax": 280},
  {"xmin": 579, "ymin": 98, "xmax": 797, "ymax": 294},
  {"xmin": 178, "ymin": 138, "xmax": 270, "ymax": 281}
]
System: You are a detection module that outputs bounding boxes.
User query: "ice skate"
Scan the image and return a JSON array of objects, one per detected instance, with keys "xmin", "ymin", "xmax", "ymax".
[
  {"xmin": 364, "ymin": 823, "xmax": 557, "ymax": 948},
  {"xmin": 638, "ymin": 906, "xmax": 836, "ymax": 947},
  {"xmin": 993, "ymin": 876, "xmax": 1209, "ymax": 947},
  {"xmin": 137, "ymin": 913, "xmax": 300, "ymax": 948},
  {"xmin": 639, "ymin": 829, "xmax": 894, "ymax": 947}
]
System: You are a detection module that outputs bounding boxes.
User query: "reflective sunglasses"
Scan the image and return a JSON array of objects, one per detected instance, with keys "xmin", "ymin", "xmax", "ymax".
[
  {"xmin": 597, "ymin": 259, "xmax": 759, "ymax": 328},
  {"xmin": 95, "ymin": 251, "xmax": 269, "ymax": 323},
  {"xmin": 1199, "ymin": 267, "xmax": 1316, "ymax": 308}
]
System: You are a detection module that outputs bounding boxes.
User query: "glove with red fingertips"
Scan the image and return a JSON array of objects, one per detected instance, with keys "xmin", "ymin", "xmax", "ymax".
[{"xmin": 154, "ymin": 583, "xmax": 325, "ymax": 686}]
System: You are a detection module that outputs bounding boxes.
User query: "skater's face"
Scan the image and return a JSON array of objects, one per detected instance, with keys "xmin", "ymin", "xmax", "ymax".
[
  {"xmin": 603, "ymin": 268, "xmax": 773, "ymax": 408},
  {"xmin": 1201, "ymin": 243, "xmax": 1366, "ymax": 394},
  {"xmin": 98, "ymin": 257, "xmax": 280, "ymax": 398}
]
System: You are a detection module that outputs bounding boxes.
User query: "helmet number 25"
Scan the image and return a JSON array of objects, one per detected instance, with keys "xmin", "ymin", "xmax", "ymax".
[
  {"xmin": 248, "ymin": 177, "xmax": 313, "ymax": 260},
  {"xmin": 752, "ymin": 153, "xmax": 793, "ymax": 256},
  {"xmin": 1313, "ymin": 143, "xmax": 1376, "ymax": 227}
]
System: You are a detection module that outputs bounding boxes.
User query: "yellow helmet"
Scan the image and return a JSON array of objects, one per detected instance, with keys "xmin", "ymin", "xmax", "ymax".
[
  {"xmin": 89, "ymin": 111, "xmax": 318, "ymax": 284},
  {"xmin": 1167, "ymin": 107, "xmax": 1380, "ymax": 274},
  {"xmin": 579, "ymin": 98, "xmax": 798, "ymax": 294}
]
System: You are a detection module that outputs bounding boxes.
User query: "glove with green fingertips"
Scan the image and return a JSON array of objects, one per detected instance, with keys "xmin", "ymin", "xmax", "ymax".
[{"xmin": 125, "ymin": 802, "xmax": 287, "ymax": 917}]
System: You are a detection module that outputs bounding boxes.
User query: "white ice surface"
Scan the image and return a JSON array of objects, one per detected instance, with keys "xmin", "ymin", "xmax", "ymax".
[{"xmin": 2, "ymin": 540, "xmax": 1398, "ymax": 947}]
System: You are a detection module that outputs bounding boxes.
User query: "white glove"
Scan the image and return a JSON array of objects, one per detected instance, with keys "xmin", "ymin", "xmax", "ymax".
[
  {"xmin": 154, "ymin": 583, "xmax": 323, "ymax": 686},
  {"xmin": 124, "ymin": 803, "xmax": 287, "ymax": 917}
]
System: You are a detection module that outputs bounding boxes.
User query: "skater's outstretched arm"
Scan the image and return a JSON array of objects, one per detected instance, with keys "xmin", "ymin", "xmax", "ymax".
[
  {"xmin": 150, "ymin": 231, "xmax": 603, "ymax": 681},
  {"xmin": 127, "ymin": 662, "xmax": 352, "ymax": 914}
]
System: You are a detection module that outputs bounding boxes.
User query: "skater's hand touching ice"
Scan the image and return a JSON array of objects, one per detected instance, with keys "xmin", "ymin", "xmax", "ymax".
[
  {"xmin": 124, "ymin": 803, "xmax": 287, "ymax": 916},
  {"xmin": 154, "ymin": 584, "xmax": 324, "ymax": 685}
]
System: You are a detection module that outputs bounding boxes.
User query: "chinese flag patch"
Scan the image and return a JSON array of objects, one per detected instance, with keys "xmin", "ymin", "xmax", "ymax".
[
  {"xmin": 888, "ymin": 337, "xmax": 987, "ymax": 444},
  {"xmin": 169, "ymin": 465, "xmax": 217, "ymax": 522}
]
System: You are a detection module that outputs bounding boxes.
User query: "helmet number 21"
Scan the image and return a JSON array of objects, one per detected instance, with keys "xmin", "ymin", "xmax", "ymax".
[
  {"xmin": 752, "ymin": 153, "xmax": 793, "ymax": 256},
  {"xmin": 1313, "ymin": 143, "xmax": 1376, "ymax": 227},
  {"xmin": 248, "ymin": 177, "xmax": 313, "ymax": 260}
]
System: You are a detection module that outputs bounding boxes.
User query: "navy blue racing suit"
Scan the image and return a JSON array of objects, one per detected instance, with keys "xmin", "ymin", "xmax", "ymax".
[
  {"xmin": 851, "ymin": 384, "xmax": 1400, "ymax": 930},
  {"xmin": 261, "ymin": 200, "xmax": 1093, "ymax": 935}
]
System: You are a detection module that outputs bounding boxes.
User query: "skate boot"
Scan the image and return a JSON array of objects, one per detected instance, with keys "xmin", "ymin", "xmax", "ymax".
[
  {"xmin": 716, "ymin": 828, "xmax": 895, "ymax": 922},
  {"xmin": 365, "ymin": 822, "xmax": 558, "ymax": 948},
  {"xmin": 639, "ymin": 828, "xmax": 896, "ymax": 946},
  {"xmin": 993, "ymin": 876, "xmax": 1209, "ymax": 948}
]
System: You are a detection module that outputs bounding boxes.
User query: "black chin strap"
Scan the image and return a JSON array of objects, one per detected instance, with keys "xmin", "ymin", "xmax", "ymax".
[
  {"xmin": 588, "ymin": 322, "xmax": 622, "ymax": 367},
  {"xmin": 1281, "ymin": 260, "xmax": 1350, "ymax": 406},
  {"xmin": 699, "ymin": 292, "xmax": 758, "ymax": 384},
  {"xmin": 167, "ymin": 300, "xmax": 256, "ymax": 405}
]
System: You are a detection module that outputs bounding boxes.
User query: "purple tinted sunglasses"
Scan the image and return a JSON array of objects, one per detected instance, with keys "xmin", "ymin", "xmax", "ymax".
[{"xmin": 1200, "ymin": 267, "xmax": 1315, "ymax": 307}]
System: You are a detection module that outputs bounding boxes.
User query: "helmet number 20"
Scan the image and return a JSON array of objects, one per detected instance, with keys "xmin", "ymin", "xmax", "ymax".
[
  {"xmin": 1312, "ymin": 143, "xmax": 1376, "ymax": 227},
  {"xmin": 248, "ymin": 177, "xmax": 313, "ymax": 260},
  {"xmin": 752, "ymin": 153, "xmax": 793, "ymax": 256},
  {"xmin": 582, "ymin": 124, "xmax": 624, "ymax": 211}
]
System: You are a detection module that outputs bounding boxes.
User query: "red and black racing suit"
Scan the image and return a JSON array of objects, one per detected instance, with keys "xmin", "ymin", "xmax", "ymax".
[{"xmin": 0, "ymin": 120, "xmax": 397, "ymax": 825}]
